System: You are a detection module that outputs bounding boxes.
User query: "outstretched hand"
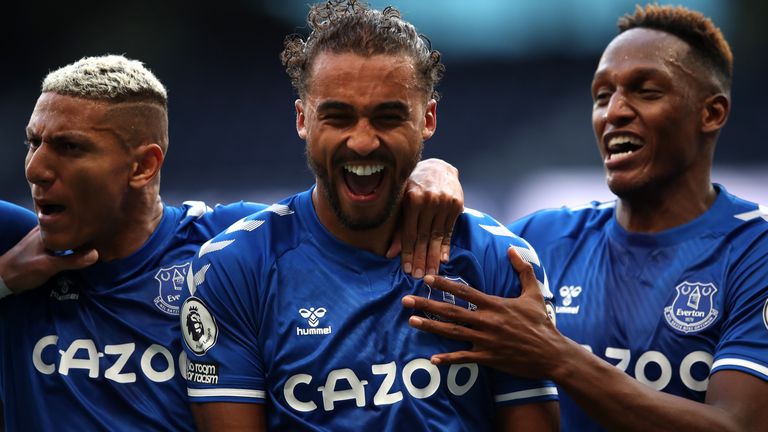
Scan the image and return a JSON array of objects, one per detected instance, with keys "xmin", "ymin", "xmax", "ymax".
[
  {"xmin": 0, "ymin": 226, "xmax": 98, "ymax": 294},
  {"xmin": 402, "ymin": 247, "xmax": 562, "ymax": 378},
  {"xmin": 387, "ymin": 158, "xmax": 464, "ymax": 278}
]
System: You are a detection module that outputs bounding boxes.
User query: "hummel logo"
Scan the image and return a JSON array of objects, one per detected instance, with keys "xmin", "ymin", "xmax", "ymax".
[
  {"xmin": 299, "ymin": 307, "xmax": 327, "ymax": 328},
  {"xmin": 559, "ymin": 285, "xmax": 582, "ymax": 306},
  {"xmin": 556, "ymin": 285, "xmax": 582, "ymax": 314},
  {"xmin": 297, "ymin": 307, "xmax": 332, "ymax": 336},
  {"xmin": 50, "ymin": 277, "xmax": 79, "ymax": 301}
]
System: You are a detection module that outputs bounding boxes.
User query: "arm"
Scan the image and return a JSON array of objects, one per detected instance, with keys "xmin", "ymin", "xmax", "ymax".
[
  {"xmin": 497, "ymin": 402, "xmax": 559, "ymax": 432},
  {"xmin": 403, "ymin": 248, "xmax": 768, "ymax": 432},
  {"xmin": 191, "ymin": 402, "xmax": 265, "ymax": 432},
  {"xmin": 390, "ymin": 158, "xmax": 463, "ymax": 278},
  {"xmin": 0, "ymin": 226, "xmax": 97, "ymax": 297}
]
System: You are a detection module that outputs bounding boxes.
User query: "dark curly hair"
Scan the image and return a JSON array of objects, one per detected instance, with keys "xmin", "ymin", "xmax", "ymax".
[
  {"xmin": 280, "ymin": 0, "xmax": 445, "ymax": 100},
  {"xmin": 618, "ymin": 4, "xmax": 733, "ymax": 91}
]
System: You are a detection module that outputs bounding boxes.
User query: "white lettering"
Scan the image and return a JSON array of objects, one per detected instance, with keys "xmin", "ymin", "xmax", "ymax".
[
  {"xmin": 318, "ymin": 368, "xmax": 368, "ymax": 411},
  {"xmin": 676, "ymin": 308, "xmax": 705, "ymax": 318},
  {"xmin": 583, "ymin": 345, "xmax": 712, "ymax": 392},
  {"xmin": 32, "ymin": 336, "xmax": 180, "ymax": 384},
  {"xmin": 679, "ymin": 351, "xmax": 712, "ymax": 392},
  {"xmin": 32, "ymin": 335, "xmax": 58, "ymax": 375},
  {"xmin": 372, "ymin": 362, "xmax": 402, "ymax": 405},
  {"xmin": 296, "ymin": 326, "xmax": 332, "ymax": 336},
  {"xmin": 59, "ymin": 339, "xmax": 100, "ymax": 378},
  {"xmin": 635, "ymin": 351, "xmax": 672, "ymax": 390},
  {"xmin": 141, "ymin": 344, "xmax": 175, "ymax": 382},
  {"xmin": 555, "ymin": 305, "xmax": 580, "ymax": 314},
  {"xmin": 283, "ymin": 358, "xmax": 481, "ymax": 412},
  {"xmin": 402, "ymin": 358, "xmax": 440, "ymax": 399},
  {"xmin": 447, "ymin": 363, "xmax": 478, "ymax": 396},
  {"xmin": 104, "ymin": 343, "xmax": 136, "ymax": 383},
  {"xmin": 605, "ymin": 347, "xmax": 631, "ymax": 371},
  {"xmin": 285, "ymin": 374, "xmax": 317, "ymax": 412}
]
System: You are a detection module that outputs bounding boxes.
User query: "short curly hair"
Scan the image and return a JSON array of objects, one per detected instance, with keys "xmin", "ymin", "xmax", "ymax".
[
  {"xmin": 618, "ymin": 4, "xmax": 732, "ymax": 91},
  {"xmin": 281, "ymin": 0, "xmax": 444, "ymax": 100}
]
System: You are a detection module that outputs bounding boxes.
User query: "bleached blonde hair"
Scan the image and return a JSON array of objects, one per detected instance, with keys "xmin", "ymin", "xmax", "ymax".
[{"xmin": 42, "ymin": 55, "xmax": 167, "ymax": 106}]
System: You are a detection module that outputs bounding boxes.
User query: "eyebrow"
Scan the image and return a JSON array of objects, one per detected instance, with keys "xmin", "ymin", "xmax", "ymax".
[
  {"xmin": 24, "ymin": 128, "xmax": 97, "ymax": 145},
  {"xmin": 317, "ymin": 101, "xmax": 354, "ymax": 112},
  {"xmin": 373, "ymin": 101, "xmax": 410, "ymax": 113},
  {"xmin": 593, "ymin": 66, "xmax": 669, "ymax": 83},
  {"xmin": 316, "ymin": 100, "xmax": 411, "ymax": 114}
]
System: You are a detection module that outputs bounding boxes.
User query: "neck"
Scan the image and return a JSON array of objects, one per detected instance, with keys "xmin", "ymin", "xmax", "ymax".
[
  {"xmin": 94, "ymin": 189, "xmax": 164, "ymax": 262},
  {"xmin": 615, "ymin": 178, "xmax": 717, "ymax": 233},
  {"xmin": 311, "ymin": 187, "xmax": 398, "ymax": 256}
]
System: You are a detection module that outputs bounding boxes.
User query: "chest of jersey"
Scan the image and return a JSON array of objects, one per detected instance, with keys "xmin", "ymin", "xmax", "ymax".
[
  {"xmin": 263, "ymin": 256, "xmax": 497, "ymax": 422},
  {"xmin": 549, "ymin": 233, "xmax": 725, "ymax": 398},
  {"xmin": 0, "ymin": 260, "xmax": 195, "ymax": 431}
]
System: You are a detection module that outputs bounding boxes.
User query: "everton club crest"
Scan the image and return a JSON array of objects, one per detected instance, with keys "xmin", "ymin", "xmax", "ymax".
[
  {"xmin": 420, "ymin": 275, "xmax": 477, "ymax": 323},
  {"xmin": 154, "ymin": 263, "xmax": 191, "ymax": 315},
  {"xmin": 664, "ymin": 281, "xmax": 719, "ymax": 334}
]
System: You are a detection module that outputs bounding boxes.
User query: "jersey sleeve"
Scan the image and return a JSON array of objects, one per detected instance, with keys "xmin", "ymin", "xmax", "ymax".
[
  {"xmin": 458, "ymin": 209, "xmax": 559, "ymax": 406},
  {"xmin": 181, "ymin": 214, "xmax": 269, "ymax": 404},
  {"xmin": 711, "ymin": 229, "xmax": 768, "ymax": 381},
  {"xmin": 0, "ymin": 201, "xmax": 37, "ymax": 254}
]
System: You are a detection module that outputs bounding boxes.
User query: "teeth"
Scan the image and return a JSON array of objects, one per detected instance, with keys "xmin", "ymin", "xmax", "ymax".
[
  {"xmin": 344, "ymin": 164, "xmax": 384, "ymax": 176},
  {"xmin": 608, "ymin": 151, "xmax": 634, "ymax": 160},
  {"xmin": 607, "ymin": 135, "xmax": 642, "ymax": 148}
]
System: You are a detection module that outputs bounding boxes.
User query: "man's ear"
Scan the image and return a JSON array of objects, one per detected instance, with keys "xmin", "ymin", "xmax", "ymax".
[
  {"xmin": 295, "ymin": 99, "xmax": 308, "ymax": 140},
  {"xmin": 129, "ymin": 143, "xmax": 164, "ymax": 188},
  {"xmin": 422, "ymin": 99, "xmax": 437, "ymax": 140},
  {"xmin": 701, "ymin": 93, "xmax": 729, "ymax": 134}
]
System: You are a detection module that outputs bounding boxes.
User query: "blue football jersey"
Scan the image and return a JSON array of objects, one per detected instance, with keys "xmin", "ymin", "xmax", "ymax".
[
  {"xmin": 0, "ymin": 201, "xmax": 265, "ymax": 431},
  {"xmin": 182, "ymin": 188, "xmax": 558, "ymax": 431},
  {"xmin": 0, "ymin": 200, "xmax": 37, "ymax": 253},
  {"xmin": 509, "ymin": 184, "xmax": 768, "ymax": 431}
]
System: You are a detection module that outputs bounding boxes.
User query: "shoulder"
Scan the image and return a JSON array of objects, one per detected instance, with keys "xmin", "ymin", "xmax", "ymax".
[
  {"xmin": 178, "ymin": 200, "xmax": 268, "ymax": 231},
  {"xmin": 188, "ymin": 196, "xmax": 307, "ymax": 283},
  {"xmin": 716, "ymin": 191, "xmax": 768, "ymax": 283},
  {"xmin": 712, "ymin": 189, "xmax": 768, "ymax": 261},
  {"xmin": 454, "ymin": 208, "xmax": 532, "ymax": 251},
  {"xmin": 720, "ymin": 190, "xmax": 768, "ymax": 234},
  {"xmin": 449, "ymin": 208, "xmax": 551, "ymax": 299},
  {"xmin": 508, "ymin": 200, "xmax": 615, "ymax": 243},
  {"xmin": 0, "ymin": 200, "xmax": 37, "ymax": 253}
]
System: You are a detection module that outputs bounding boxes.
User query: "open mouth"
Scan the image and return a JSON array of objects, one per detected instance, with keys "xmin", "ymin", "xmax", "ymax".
[
  {"xmin": 343, "ymin": 163, "xmax": 385, "ymax": 196},
  {"xmin": 35, "ymin": 200, "xmax": 67, "ymax": 220},
  {"xmin": 40, "ymin": 204, "xmax": 66, "ymax": 215},
  {"xmin": 606, "ymin": 135, "xmax": 643, "ymax": 161}
]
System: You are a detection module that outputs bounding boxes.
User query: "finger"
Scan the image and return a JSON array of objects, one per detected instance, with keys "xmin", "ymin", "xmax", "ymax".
[
  {"xmin": 422, "ymin": 274, "xmax": 498, "ymax": 309},
  {"xmin": 424, "ymin": 206, "xmax": 448, "ymax": 275},
  {"xmin": 54, "ymin": 249, "xmax": 99, "ymax": 271},
  {"xmin": 399, "ymin": 205, "xmax": 420, "ymax": 275},
  {"xmin": 402, "ymin": 295, "xmax": 482, "ymax": 326},
  {"xmin": 386, "ymin": 230, "xmax": 402, "ymax": 260},
  {"xmin": 439, "ymin": 197, "xmax": 462, "ymax": 263},
  {"xmin": 407, "ymin": 315, "xmax": 486, "ymax": 344},
  {"xmin": 411, "ymin": 204, "xmax": 437, "ymax": 279},
  {"xmin": 439, "ymin": 212, "xmax": 456, "ymax": 263},
  {"xmin": 430, "ymin": 350, "xmax": 493, "ymax": 366},
  {"xmin": 440, "ymin": 234, "xmax": 452, "ymax": 263},
  {"xmin": 507, "ymin": 247, "xmax": 544, "ymax": 301}
]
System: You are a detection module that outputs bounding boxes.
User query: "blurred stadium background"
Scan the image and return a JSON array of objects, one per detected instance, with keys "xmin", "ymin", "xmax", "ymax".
[{"xmin": 2, "ymin": 0, "xmax": 765, "ymax": 223}]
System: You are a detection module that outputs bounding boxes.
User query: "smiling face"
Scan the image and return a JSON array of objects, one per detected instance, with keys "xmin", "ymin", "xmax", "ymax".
[
  {"xmin": 296, "ymin": 52, "xmax": 436, "ymax": 236},
  {"xmin": 25, "ymin": 92, "xmax": 138, "ymax": 252},
  {"xmin": 591, "ymin": 28, "xmax": 712, "ymax": 199}
]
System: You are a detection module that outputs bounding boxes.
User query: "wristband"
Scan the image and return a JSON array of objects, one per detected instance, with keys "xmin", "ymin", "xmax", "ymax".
[{"xmin": 0, "ymin": 275, "xmax": 11, "ymax": 299}]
